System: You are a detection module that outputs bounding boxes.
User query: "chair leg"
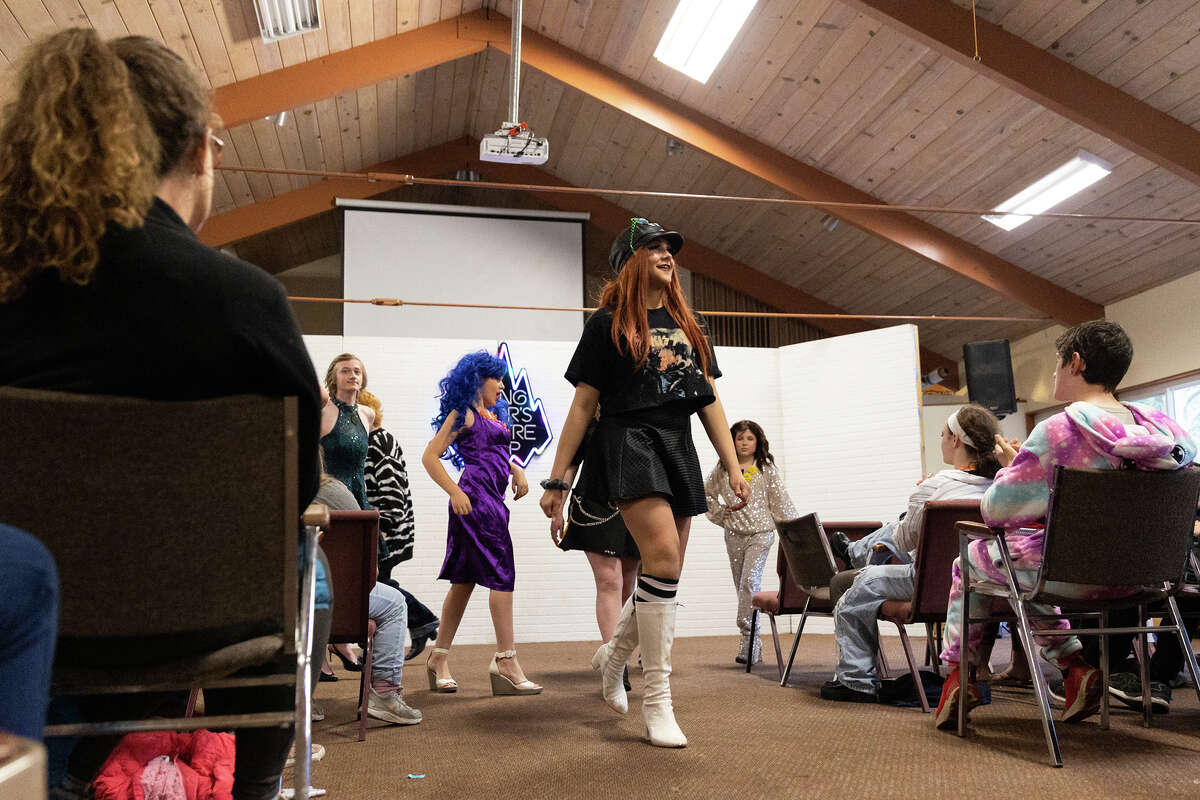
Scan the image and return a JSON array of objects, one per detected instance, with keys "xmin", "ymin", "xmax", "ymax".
[
  {"xmin": 781, "ymin": 598, "xmax": 811, "ymax": 687},
  {"xmin": 897, "ymin": 623, "xmax": 929, "ymax": 713},
  {"xmin": 957, "ymin": 535, "xmax": 970, "ymax": 737},
  {"xmin": 1138, "ymin": 604, "xmax": 1153, "ymax": 729},
  {"xmin": 746, "ymin": 610, "xmax": 757, "ymax": 674},
  {"xmin": 1099, "ymin": 610, "xmax": 1109, "ymax": 731},
  {"xmin": 958, "ymin": 583, "xmax": 970, "ymax": 737},
  {"xmin": 768, "ymin": 614, "xmax": 783, "ymax": 683},
  {"xmin": 1012, "ymin": 597, "xmax": 1062, "ymax": 768},
  {"xmin": 294, "ymin": 524, "xmax": 320, "ymax": 800},
  {"xmin": 876, "ymin": 626, "xmax": 892, "ymax": 679},
  {"xmin": 923, "ymin": 623, "xmax": 938, "ymax": 668},
  {"xmin": 1166, "ymin": 596, "xmax": 1200, "ymax": 706},
  {"xmin": 359, "ymin": 634, "xmax": 374, "ymax": 742}
]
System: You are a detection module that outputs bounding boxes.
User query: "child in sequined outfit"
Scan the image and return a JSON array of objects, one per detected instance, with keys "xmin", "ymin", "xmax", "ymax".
[{"xmin": 705, "ymin": 420, "xmax": 797, "ymax": 664}]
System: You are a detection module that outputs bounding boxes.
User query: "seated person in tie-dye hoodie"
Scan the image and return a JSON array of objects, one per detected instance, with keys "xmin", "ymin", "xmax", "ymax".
[{"xmin": 935, "ymin": 320, "xmax": 1197, "ymax": 731}]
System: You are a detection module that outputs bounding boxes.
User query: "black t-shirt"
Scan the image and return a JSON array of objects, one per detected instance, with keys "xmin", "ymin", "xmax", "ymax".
[{"xmin": 565, "ymin": 306, "xmax": 720, "ymax": 417}]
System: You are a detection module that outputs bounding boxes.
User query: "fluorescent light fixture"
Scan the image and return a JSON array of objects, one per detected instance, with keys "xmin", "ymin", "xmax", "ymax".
[
  {"xmin": 654, "ymin": 0, "xmax": 757, "ymax": 84},
  {"xmin": 252, "ymin": 0, "xmax": 320, "ymax": 42},
  {"xmin": 983, "ymin": 150, "xmax": 1112, "ymax": 231}
]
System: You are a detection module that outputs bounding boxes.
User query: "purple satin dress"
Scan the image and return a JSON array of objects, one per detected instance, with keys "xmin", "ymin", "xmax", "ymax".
[{"xmin": 438, "ymin": 413, "xmax": 515, "ymax": 591}]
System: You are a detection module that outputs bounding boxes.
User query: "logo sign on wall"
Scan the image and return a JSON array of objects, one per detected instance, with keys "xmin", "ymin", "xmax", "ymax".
[{"xmin": 497, "ymin": 342, "xmax": 554, "ymax": 468}]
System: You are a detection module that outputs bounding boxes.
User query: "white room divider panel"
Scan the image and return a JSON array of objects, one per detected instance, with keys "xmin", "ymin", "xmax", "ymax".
[{"xmin": 777, "ymin": 326, "xmax": 925, "ymax": 522}]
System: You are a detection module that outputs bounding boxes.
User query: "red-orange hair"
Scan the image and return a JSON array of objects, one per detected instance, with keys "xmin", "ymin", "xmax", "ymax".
[{"xmin": 597, "ymin": 248, "xmax": 711, "ymax": 377}]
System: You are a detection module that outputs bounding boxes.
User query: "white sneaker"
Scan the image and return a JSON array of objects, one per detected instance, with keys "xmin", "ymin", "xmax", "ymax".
[
  {"xmin": 284, "ymin": 742, "xmax": 325, "ymax": 767},
  {"xmin": 367, "ymin": 688, "xmax": 423, "ymax": 725}
]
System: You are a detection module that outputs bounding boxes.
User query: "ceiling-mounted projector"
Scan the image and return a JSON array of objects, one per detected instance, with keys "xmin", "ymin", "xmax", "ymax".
[{"xmin": 480, "ymin": 122, "xmax": 550, "ymax": 166}]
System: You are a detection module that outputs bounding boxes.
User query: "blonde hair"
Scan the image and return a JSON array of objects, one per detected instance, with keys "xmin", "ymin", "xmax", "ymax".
[
  {"xmin": 358, "ymin": 389, "xmax": 382, "ymax": 426},
  {"xmin": 0, "ymin": 28, "xmax": 160, "ymax": 302},
  {"xmin": 324, "ymin": 353, "xmax": 367, "ymax": 398}
]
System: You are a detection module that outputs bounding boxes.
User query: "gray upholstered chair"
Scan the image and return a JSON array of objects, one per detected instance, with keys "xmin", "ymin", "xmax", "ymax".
[
  {"xmin": 955, "ymin": 465, "xmax": 1200, "ymax": 767},
  {"xmin": 0, "ymin": 387, "xmax": 322, "ymax": 798}
]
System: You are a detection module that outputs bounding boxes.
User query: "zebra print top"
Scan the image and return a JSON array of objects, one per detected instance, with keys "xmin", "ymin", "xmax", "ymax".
[{"xmin": 365, "ymin": 427, "xmax": 416, "ymax": 567}]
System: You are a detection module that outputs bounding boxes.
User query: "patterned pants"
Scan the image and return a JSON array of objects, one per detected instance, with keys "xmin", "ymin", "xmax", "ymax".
[
  {"xmin": 725, "ymin": 529, "xmax": 774, "ymax": 660},
  {"xmin": 940, "ymin": 535, "xmax": 1081, "ymax": 668}
]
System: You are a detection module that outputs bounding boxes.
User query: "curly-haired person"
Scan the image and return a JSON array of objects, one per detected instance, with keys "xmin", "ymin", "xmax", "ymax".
[{"xmin": 0, "ymin": 30, "xmax": 325, "ymax": 800}]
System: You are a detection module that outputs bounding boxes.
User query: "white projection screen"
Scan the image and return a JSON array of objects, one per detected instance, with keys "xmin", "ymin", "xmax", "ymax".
[{"xmin": 339, "ymin": 199, "xmax": 587, "ymax": 341}]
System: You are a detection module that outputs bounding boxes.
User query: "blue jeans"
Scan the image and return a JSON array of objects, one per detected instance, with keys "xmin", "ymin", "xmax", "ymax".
[
  {"xmin": 369, "ymin": 582, "xmax": 408, "ymax": 687},
  {"xmin": 845, "ymin": 522, "xmax": 910, "ymax": 569},
  {"xmin": 833, "ymin": 563, "xmax": 914, "ymax": 694},
  {"xmin": 0, "ymin": 524, "xmax": 58, "ymax": 739}
]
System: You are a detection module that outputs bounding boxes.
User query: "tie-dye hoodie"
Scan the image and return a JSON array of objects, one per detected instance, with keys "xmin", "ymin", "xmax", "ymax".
[{"xmin": 981, "ymin": 401, "xmax": 1197, "ymax": 564}]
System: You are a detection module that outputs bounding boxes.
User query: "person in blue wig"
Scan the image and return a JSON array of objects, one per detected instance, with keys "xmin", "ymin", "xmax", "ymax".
[{"xmin": 420, "ymin": 351, "xmax": 540, "ymax": 696}]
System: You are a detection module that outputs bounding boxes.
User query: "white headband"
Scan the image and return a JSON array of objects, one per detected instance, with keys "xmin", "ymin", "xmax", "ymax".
[{"xmin": 947, "ymin": 409, "xmax": 977, "ymax": 449}]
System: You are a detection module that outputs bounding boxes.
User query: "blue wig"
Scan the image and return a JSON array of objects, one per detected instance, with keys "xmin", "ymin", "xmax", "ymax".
[{"xmin": 433, "ymin": 351, "xmax": 511, "ymax": 467}]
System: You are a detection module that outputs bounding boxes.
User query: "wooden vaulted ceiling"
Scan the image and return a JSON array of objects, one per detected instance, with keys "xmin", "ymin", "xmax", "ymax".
[{"xmin": 2, "ymin": 0, "xmax": 1199, "ymax": 369}]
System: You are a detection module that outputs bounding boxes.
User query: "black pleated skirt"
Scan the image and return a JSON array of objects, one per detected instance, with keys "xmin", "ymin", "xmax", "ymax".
[{"xmin": 577, "ymin": 409, "xmax": 708, "ymax": 518}]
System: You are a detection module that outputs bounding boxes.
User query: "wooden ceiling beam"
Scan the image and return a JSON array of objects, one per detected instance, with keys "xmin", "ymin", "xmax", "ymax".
[
  {"xmin": 211, "ymin": 19, "xmax": 485, "ymax": 129},
  {"xmin": 844, "ymin": 0, "xmax": 1200, "ymax": 188},
  {"xmin": 458, "ymin": 11, "xmax": 1101, "ymax": 325},
  {"xmin": 200, "ymin": 138, "xmax": 958, "ymax": 380},
  {"xmin": 198, "ymin": 139, "xmax": 478, "ymax": 246}
]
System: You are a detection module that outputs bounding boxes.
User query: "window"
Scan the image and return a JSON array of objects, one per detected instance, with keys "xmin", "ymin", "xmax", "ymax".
[{"xmin": 654, "ymin": 0, "xmax": 757, "ymax": 84}]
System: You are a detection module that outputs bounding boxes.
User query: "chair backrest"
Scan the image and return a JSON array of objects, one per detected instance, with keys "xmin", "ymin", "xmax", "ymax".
[
  {"xmin": 776, "ymin": 520, "xmax": 883, "ymax": 612},
  {"xmin": 1037, "ymin": 465, "xmax": 1200, "ymax": 589},
  {"xmin": 0, "ymin": 388, "xmax": 297, "ymax": 650},
  {"xmin": 909, "ymin": 500, "xmax": 985, "ymax": 622},
  {"xmin": 777, "ymin": 513, "xmax": 839, "ymax": 590},
  {"xmin": 321, "ymin": 510, "xmax": 380, "ymax": 644}
]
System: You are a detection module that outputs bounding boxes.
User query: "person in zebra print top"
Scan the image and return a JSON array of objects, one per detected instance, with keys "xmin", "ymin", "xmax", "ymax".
[
  {"xmin": 358, "ymin": 390, "xmax": 440, "ymax": 659},
  {"xmin": 360, "ymin": 390, "xmax": 416, "ymax": 567}
]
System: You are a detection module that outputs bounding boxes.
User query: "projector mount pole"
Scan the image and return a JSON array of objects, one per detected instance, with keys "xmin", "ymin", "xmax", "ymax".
[
  {"xmin": 508, "ymin": 0, "xmax": 521, "ymax": 127},
  {"xmin": 477, "ymin": 0, "xmax": 549, "ymax": 164}
]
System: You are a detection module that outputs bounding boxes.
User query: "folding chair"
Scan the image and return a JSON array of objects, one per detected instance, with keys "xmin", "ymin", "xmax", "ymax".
[
  {"xmin": 955, "ymin": 465, "xmax": 1200, "ymax": 767},
  {"xmin": 750, "ymin": 515, "xmax": 883, "ymax": 685},
  {"xmin": 320, "ymin": 509, "xmax": 381, "ymax": 741},
  {"xmin": 875, "ymin": 500, "xmax": 984, "ymax": 712},
  {"xmin": 0, "ymin": 388, "xmax": 321, "ymax": 799}
]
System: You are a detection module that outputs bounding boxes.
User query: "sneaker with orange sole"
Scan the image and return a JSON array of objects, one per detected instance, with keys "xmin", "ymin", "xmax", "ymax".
[
  {"xmin": 1061, "ymin": 662, "xmax": 1103, "ymax": 723},
  {"xmin": 935, "ymin": 667, "xmax": 983, "ymax": 730}
]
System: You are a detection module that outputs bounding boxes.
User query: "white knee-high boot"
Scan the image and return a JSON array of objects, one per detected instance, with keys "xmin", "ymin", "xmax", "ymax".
[
  {"xmin": 636, "ymin": 601, "xmax": 687, "ymax": 748},
  {"xmin": 591, "ymin": 595, "xmax": 638, "ymax": 713}
]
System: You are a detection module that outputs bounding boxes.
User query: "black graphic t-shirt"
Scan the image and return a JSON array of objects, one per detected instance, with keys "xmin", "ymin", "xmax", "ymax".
[{"xmin": 565, "ymin": 306, "xmax": 721, "ymax": 417}]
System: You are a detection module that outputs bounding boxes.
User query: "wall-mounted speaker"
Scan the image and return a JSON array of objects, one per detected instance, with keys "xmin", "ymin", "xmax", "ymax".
[{"xmin": 963, "ymin": 339, "xmax": 1017, "ymax": 419}]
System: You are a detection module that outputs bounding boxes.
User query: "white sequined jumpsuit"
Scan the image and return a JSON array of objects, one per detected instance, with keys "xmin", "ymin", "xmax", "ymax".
[{"xmin": 705, "ymin": 462, "xmax": 797, "ymax": 663}]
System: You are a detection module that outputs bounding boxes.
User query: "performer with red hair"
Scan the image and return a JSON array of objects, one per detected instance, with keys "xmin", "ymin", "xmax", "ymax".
[{"xmin": 540, "ymin": 218, "xmax": 749, "ymax": 748}]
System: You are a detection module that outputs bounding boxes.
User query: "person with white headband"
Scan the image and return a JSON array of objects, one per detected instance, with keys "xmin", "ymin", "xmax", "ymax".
[{"xmin": 820, "ymin": 403, "xmax": 1002, "ymax": 703}]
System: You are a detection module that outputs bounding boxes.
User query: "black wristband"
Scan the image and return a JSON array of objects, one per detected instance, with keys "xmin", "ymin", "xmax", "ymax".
[{"xmin": 540, "ymin": 478, "xmax": 570, "ymax": 491}]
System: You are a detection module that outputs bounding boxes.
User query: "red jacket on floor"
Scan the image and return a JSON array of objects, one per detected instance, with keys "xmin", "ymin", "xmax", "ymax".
[{"xmin": 93, "ymin": 730, "xmax": 235, "ymax": 800}]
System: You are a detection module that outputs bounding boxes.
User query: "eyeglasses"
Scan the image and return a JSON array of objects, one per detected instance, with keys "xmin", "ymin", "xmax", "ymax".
[{"xmin": 209, "ymin": 134, "xmax": 224, "ymax": 168}]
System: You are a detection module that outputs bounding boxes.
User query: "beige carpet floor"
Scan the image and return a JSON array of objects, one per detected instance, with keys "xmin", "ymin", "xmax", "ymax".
[{"xmin": 292, "ymin": 634, "xmax": 1200, "ymax": 800}]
